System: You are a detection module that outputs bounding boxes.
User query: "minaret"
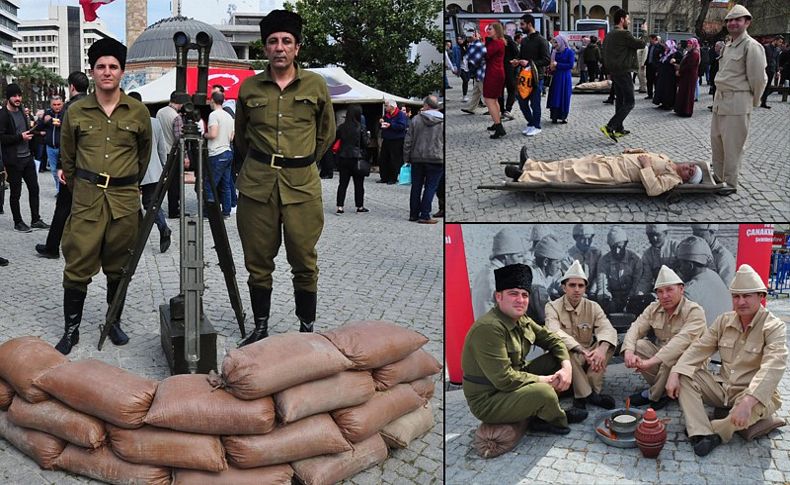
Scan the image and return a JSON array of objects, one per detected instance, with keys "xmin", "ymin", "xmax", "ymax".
[{"xmin": 126, "ymin": 0, "xmax": 147, "ymax": 47}]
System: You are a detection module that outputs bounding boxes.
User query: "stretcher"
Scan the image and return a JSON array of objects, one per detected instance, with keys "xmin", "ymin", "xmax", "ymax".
[{"xmin": 572, "ymin": 86, "xmax": 611, "ymax": 94}]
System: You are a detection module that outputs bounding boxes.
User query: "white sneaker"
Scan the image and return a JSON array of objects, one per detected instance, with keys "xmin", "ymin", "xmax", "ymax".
[
  {"xmin": 502, "ymin": 111, "xmax": 514, "ymax": 121},
  {"xmin": 526, "ymin": 128, "xmax": 541, "ymax": 137},
  {"xmin": 462, "ymin": 96, "xmax": 469, "ymax": 102},
  {"xmin": 231, "ymin": 206, "xmax": 237, "ymax": 214},
  {"xmin": 521, "ymin": 125, "xmax": 532, "ymax": 135}
]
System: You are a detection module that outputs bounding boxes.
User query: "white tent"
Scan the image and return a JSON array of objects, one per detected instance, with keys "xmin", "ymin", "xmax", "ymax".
[{"xmin": 128, "ymin": 67, "xmax": 417, "ymax": 106}]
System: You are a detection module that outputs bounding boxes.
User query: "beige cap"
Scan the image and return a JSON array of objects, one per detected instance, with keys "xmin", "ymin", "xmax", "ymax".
[
  {"xmin": 654, "ymin": 265, "xmax": 683, "ymax": 290},
  {"xmin": 725, "ymin": 4, "xmax": 752, "ymax": 20},
  {"xmin": 491, "ymin": 228, "xmax": 523, "ymax": 258},
  {"xmin": 607, "ymin": 226, "xmax": 628, "ymax": 245},
  {"xmin": 561, "ymin": 259, "xmax": 588, "ymax": 284},
  {"xmin": 729, "ymin": 264, "xmax": 767, "ymax": 294}
]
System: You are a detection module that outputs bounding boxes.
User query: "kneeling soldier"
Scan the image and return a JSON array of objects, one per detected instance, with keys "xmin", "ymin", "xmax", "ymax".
[
  {"xmin": 462, "ymin": 263, "xmax": 587, "ymax": 435},
  {"xmin": 666, "ymin": 264, "xmax": 787, "ymax": 456},
  {"xmin": 622, "ymin": 265, "xmax": 707, "ymax": 410},
  {"xmin": 546, "ymin": 259, "xmax": 618, "ymax": 411}
]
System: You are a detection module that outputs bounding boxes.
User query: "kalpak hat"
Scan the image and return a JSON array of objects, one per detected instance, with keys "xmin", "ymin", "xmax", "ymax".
[
  {"xmin": 561, "ymin": 260, "xmax": 588, "ymax": 284},
  {"xmin": 259, "ymin": 9, "xmax": 303, "ymax": 43},
  {"xmin": 654, "ymin": 265, "xmax": 683, "ymax": 290},
  {"xmin": 88, "ymin": 38, "xmax": 127, "ymax": 70},
  {"xmin": 495, "ymin": 264, "xmax": 532, "ymax": 292},
  {"xmin": 729, "ymin": 264, "xmax": 767, "ymax": 294}
]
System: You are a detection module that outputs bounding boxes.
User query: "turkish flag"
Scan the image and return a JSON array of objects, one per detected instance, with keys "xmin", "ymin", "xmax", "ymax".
[
  {"xmin": 80, "ymin": 0, "xmax": 116, "ymax": 22},
  {"xmin": 186, "ymin": 68, "xmax": 256, "ymax": 101}
]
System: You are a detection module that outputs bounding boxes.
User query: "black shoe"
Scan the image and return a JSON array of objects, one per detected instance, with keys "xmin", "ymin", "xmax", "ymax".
[
  {"xmin": 106, "ymin": 279, "xmax": 129, "ymax": 346},
  {"xmin": 30, "ymin": 219, "xmax": 50, "ymax": 230},
  {"xmin": 14, "ymin": 222, "xmax": 32, "ymax": 233},
  {"xmin": 529, "ymin": 417, "xmax": 571, "ymax": 435},
  {"xmin": 587, "ymin": 392, "xmax": 616, "ymax": 410},
  {"xmin": 505, "ymin": 165, "xmax": 522, "ymax": 181},
  {"xmin": 295, "ymin": 290, "xmax": 316, "ymax": 333},
  {"xmin": 519, "ymin": 145, "xmax": 529, "ymax": 170},
  {"xmin": 629, "ymin": 391, "xmax": 652, "ymax": 407},
  {"xmin": 460, "ymin": 108, "xmax": 476, "ymax": 115},
  {"xmin": 489, "ymin": 123, "xmax": 506, "ymax": 139},
  {"xmin": 564, "ymin": 406, "xmax": 589, "ymax": 423},
  {"xmin": 56, "ymin": 288, "xmax": 86, "ymax": 355},
  {"xmin": 107, "ymin": 324, "xmax": 129, "ymax": 346},
  {"xmin": 0, "ymin": 256, "xmax": 8, "ymax": 266},
  {"xmin": 239, "ymin": 285, "xmax": 272, "ymax": 346},
  {"xmin": 573, "ymin": 398, "xmax": 587, "ymax": 410},
  {"xmin": 649, "ymin": 396, "xmax": 671, "ymax": 410},
  {"xmin": 386, "ymin": 181, "xmax": 397, "ymax": 185},
  {"xmin": 408, "ymin": 217, "xmax": 419, "ymax": 222},
  {"xmin": 760, "ymin": 104, "xmax": 771, "ymax": 109},
  {"xmin": 712, "ymin": 406, "xmax": 731, "ymax": 420},
  {"xmin": 486, "ymin": 124, "xmax": 497, "ymax": 131},
  {"xmin": 432, "ymin": 210, "xmax": 444, "ymax": 218},
  {"xmin": 35, "ymin": 244, "xmax": 59, "ymax": 259},
  {"xmin": 693, "ymin": 434, "xmax": 722, "ymax": 456},
  {"xmin": 603, "ymin": 99, "xmax": 614, "ymax": 104},
  {"xmin": 376, "ymin": 179, "xmax": 388, "ymax": 184},
  {"xmin": 159, "ymin": 227, "xmax": 172, "ymax": 253},
  {"xmin": 356, "ymin": 207, "xmax": 369, "ymax": 213}
]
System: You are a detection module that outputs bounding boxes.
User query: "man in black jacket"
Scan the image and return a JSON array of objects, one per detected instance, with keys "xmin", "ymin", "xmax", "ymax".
[
  {"xmin": 0, "ymin": 83, "xmax": 49, "ymax": 233},
  {"xmin": 644, "ymin": 35, "xmax": 663, "ymax": 99},
  {"xmin": 512, "ymin": 14, "xmax": 550, "ymax": 137},
  {"xmin": 35, "ymin": 72, "xmax": 89, "ymax": 259}
]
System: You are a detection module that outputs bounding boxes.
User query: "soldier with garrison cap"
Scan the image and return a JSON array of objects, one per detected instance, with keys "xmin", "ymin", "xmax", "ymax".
[
  {"xmin": 623, "ymin": 265, "xmax": 707, "ymax": 410},
  {"xmin": 596, "ymin": 226, "xmax": 642, "ymax": 313},
  {"xmin": 471, "ymin": 228, "xmax": 526, "ymax": 320},
  {"xmin": 636, "ymin": 224, "xmax": 679, "ymax": 294},
  {"xmin": 234, "ymin": 10, "xmax": 335, "ymax": 345},
  {"xmin": 462, "ymin": 263, "xmax": 588, "ymax": 434},
  {"xmin": 667, "ymin": 264, "xmax": 787, "ymax": 457},
  {"xmin": 56, "ymin": 37, "xmax": 153, "ymax": 354},
  {"xmin": 545, "ymin": 260, "xmax": 618, "ymax": 412},
  {"xmin": 675, "ymin": 235, "xmax": 730, "ymax": 325},
  {"xmin": 568, "ymin": 224, "xmax": 602, "ymax": 295}
]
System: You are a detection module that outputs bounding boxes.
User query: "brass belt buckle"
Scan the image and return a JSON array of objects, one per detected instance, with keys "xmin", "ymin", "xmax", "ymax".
[
  {"xmin": 96, "ymin": 172, "xmax": 110, "ymax": 189},
  {"xmin": 270, "ymin": 153, "xmax": 284, "ymax": 169}
]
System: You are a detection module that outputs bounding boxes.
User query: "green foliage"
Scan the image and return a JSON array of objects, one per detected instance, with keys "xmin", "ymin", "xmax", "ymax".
[
  {"xmin": 11, "ymin": 62, "xmax": 66, "ymax": 108},
  {"xmin": 284, "ymin": 0, "xmax": 442, "ymax": 99}
]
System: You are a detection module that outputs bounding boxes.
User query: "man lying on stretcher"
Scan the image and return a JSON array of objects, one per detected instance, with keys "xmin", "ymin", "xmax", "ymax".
[{"xmin": 504, "ymin": 147, "xmax": 703, "ymax": 197}]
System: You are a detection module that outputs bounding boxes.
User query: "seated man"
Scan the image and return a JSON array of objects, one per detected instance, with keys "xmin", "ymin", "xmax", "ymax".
[
  {"xmin": 545, "ymin": 260, "xmax": 618, "ymax": 411},
  {"xmin": 504, "ymin": 147, "xmax": 703, "ymax": 197},
  {"xmin": 622, "ymin": 265, "xmax": 707, "ymax": 410},
  {"xmin": 462, "ymin": 263, "xmax": 587, "ymax": 435},
  {"xmin": 666, "ymin": 264, "xmax": 787, "ymax": 457}
]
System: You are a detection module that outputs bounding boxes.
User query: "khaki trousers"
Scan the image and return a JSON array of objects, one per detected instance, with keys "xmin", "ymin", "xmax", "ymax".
[
  {"xmin": 635, "ymin": 339, "xmax": 672, "ymax": 402},
  {"xmin": 710, "ymin": 113, "xmax": 749, "ymax": 187},
  {"xmin": 570, "ymin": 345, "xmax": 615, "ymax": 399},
  {"xmin": 678, "ymin": 369, "xmax": 773, "ymax": 442},
  {"xmin": 464, "ymin": 81, "xmax": 483, "ymax": 112}
]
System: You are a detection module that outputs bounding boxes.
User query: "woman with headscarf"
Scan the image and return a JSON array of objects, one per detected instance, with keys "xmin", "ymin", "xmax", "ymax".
[
  {"xmin": 674, "ymin": 38, "xmax": 701, "ymax": 117},
  {"xmin": 482, "ymin": 22, "xmax": 507, "ymax": 139},
  {"xmin": 335, "ymin": 104, "xmax": 370, "ymax": 214},
  {"xmin": 546, "ymin": 34, "xmax": 575, "ymax": 124},
  {"xmin": 652, "ymin": 39, "xmax": 682, "ymax": 110}
]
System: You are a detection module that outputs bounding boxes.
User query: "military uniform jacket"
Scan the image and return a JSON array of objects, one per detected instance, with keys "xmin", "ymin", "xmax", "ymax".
[
  {"xmin": 622, "ymin": 297, "xmax": 707, "ymax": 366},
  {"xmin": 234, "ymin": 65, "xmax": 335, "ymax": 205},
  {"xmin": 461, "ymin": 307, "xmax": 569, "ymax": 393},
  {"xmin": 636, "ymin": 239, "xmax": 679, "ymax": 293},
  {"xmin": 545, "ymin": 296, "xmax": 617, "ymax": 352},
  {"xmin": 672, "ymin": 306, "xmax": 787, "ymax": 408},
  {"xmin": 597, "ymin": 249, "xmax": 643, "ymax": 296},
  {"xmin": 60, "ymin": 93, "xmax": 152, "ymax": 221},
  {"xmin": 712, "ymin": 32, "xmax": 767, "ymax": 114}
]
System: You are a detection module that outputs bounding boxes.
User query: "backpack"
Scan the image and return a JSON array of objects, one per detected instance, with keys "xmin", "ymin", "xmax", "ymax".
[{"xmin": 516, "ymin": 62, "xmax": 536, "ymax": 99}]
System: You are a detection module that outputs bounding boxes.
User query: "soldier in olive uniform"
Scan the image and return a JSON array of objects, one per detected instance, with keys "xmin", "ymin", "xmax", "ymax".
[
  {"xmin": 667, "ymin": 264, "xmax": 787, "ymax": 456},
  {"xmin": 596, "ymin": 226, "xmax": 643, "ymax": 313},
  {"xmin": 234, "ymin": 10, "xmax": 335, "ymax": 345},
  {"xmin": 462, "ymin": 263, "xmax": 587, "ymax": 435},
  {"xmin": 56, "ymin": 38, "xmax": 153, "ymax": 354}
]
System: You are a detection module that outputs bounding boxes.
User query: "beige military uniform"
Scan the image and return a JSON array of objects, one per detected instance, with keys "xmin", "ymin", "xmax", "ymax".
[
  {"xmin": 545, "ymin": 296, "xmax": 618, "ymax": 398},
  {"xmin": 517, "ymin": 153, "xmax": 683, "ymax": 196},
  {"xmin": 710, "ymin": 32, "xmax": 767, "ymax": 187},
  {"xmin": 672, "ymin": 306, "xmax": 787, "ymax": 441},
  {"xmin": 622, "ymin": 298, "xmax": 707, "ymax": 401}
]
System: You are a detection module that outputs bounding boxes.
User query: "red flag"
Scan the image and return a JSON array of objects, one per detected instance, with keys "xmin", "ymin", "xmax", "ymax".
[{"xmin": 80, "ymin": 0, "xmax": 116, "ymax": 22}]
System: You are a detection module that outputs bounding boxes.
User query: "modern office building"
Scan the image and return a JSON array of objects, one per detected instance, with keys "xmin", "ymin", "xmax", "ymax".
[{"xmin": 0, "ymin": 0, "xmax": 21, "ymax": 64}]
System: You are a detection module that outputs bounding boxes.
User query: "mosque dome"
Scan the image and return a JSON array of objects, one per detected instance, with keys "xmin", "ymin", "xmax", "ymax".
[{"xmin": 127, "ymin": 16, "xmax": 239, "ymax": 63}]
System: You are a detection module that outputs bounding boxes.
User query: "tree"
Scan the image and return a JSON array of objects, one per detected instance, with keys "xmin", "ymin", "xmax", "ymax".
[
  {"xmin": 284, "ymin": 0, "xmax": 443, "ymax": 99},
  {"xmin": 0, "ymin": 62, "xmax": 14, "ymax": 93}
]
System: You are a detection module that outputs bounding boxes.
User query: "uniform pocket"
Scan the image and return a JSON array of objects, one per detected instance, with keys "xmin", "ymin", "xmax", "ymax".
[
  {"xmin": 577, "ymin": 323, "xmax": 594, "ymax": 347},
  {"xmin": 293, "ymin": 95, "xmax": 318, "ymax": 121},
  {"xmin": 718, "ymin": 337, "xmax": 736, "ymax": 363},
  {"xmin": 244, "ymin": 96, "xmax": 269, "ymax": 125},
  {"xmin": 114, "ymin": 122, "xmax": 140, "ymax": 147},
  {"xmin": 77, "ymin": 121, "xmax": 103, "ymax": 147}
]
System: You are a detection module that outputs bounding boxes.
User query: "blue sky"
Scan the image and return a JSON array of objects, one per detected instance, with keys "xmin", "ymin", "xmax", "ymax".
[{"xmin": 17, "ymin": 0, "xmax": 277, "ymax": 43}]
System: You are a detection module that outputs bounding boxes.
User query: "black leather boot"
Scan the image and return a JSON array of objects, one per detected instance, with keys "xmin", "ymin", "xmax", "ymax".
[
  {"xmin": 239, "ymin": 285, "xmax": 272, "ymax": 347},
  {"xmin": 295, "ymin": 290, "xmax": 317, "ymax": 333},
  {"xmin": 56, "ymin": 288, "xmax": 86, "ymax": 355},
  {"xmin": 106, "ymin": 279, "xmax": 129, "ymax": 346}
]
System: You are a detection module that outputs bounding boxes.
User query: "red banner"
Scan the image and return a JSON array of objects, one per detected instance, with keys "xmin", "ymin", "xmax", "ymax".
[
  {"xmin": 186, "ymin": 68, "xmax": 256, "ymax": 101},
  {"xmin": 773, "ymin": 232, "xmax": 786, "ymax": 246},
  {"xmin": 736, "ymin": 224, "xmax": 775, "ymax": 305},
  {"xmin": 445, "ymin": 224, "xmax": 475, "ymax": 385}
]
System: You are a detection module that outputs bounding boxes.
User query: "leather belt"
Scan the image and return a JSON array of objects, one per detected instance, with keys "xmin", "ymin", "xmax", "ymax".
[
  {"xmin": 76, "ymin": 168, "xmax": 137, "ymax": 188},
  {"xmin": 463, "ymin": 374, "xmax": 493, "ymax": 386},
  {"xmin": 249, "ymin": 148, "xmax": 314, "ymax": 169}
]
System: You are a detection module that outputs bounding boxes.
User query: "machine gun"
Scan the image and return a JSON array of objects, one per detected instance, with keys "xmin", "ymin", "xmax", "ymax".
[{"xmin": 99, "ymin": 30, "xmax": 246, "ymax": 375}]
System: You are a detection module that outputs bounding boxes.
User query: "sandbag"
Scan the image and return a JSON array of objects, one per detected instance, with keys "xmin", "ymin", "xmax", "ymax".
[
  {"xmin": 381, "ymin": 402, "xmax": 434, "ymax": 448},
  {"xmin": 54, "ymin": 444, "xmax": 171, "ymax": 485},
  {"xmin": 8, "ymin": 396, "xmax": 106, "ymax": 449},
  {"xmin": 472, "ymin": 420, "xmax": 529, "ymax": 459},
  {"xmin": 145, "ymin": 373, "xmax": 275, "ymax": 435},
  {"xmin": 0, "ymin": 411, "xmax": 65, "ymax": 469},
  {"xmin": 223, "ymin": 413, "xmax": 351, "ymax": 468},
  {"xmin": 33, "ymin": 359, "xmax": 158, "ymax": 429},
  {"xmin": 0, "ymin": 377, "xmax": 13, "ymax": 410},
  {"xmin": 216, "ymin": 333, "xmax": 353, "ymax": 400},
  {"xmin": 372, "ymin": 349, "xmax": 442, "ymax": 391},
  {"xmin": 173, "ymin": 464, "xmax": 293, "ymax": 485},
  {"xmin": 331, "ymin": 383, "xmax": 426, "ymax": 443},
  {"xmin": 107, "ymin": 423, "xmax": 227, "ymax": 472},
  {"xmin": 274, "ymin": 370, "xmax": 375, "ymax": 424},
  {"xmin": 0, "ymin": 336, "xmax": 67, "ymax": 403},
  {"xmin": 291, "ymin": 433, "xmax": 388, "ymax": 485},
  {"xmin": 408, "ymin": 376, "xmax": 436, "ymax": 400},
  {"xmin": 321, "ymin": 321, "xmax": 428, "ymax": 369}
]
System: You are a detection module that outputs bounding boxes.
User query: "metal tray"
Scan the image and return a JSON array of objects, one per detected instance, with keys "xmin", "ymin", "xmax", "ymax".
[{"xmin": 593, "ymin": 408, "xmax": 644, "ymax": 449}]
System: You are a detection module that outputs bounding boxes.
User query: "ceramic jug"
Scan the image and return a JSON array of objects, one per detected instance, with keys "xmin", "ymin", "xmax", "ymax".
[{"xmin": 635, "ymin": 408, "xmax": 667, "ymax": 458}]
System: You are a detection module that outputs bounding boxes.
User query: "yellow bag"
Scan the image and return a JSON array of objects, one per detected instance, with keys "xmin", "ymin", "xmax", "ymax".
[{"xmin": 517, "ymin": 63, "xmax": 536, "ymax": 99}]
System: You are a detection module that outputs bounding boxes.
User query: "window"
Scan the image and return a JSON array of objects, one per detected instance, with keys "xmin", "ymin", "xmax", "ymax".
[
  {"xmin": 631, "ymin": 17, "xmax": 645, "ymax": 36},
  {"xmin": 653, "ymin": 18, "xmax": 665, "ymax": 34}
]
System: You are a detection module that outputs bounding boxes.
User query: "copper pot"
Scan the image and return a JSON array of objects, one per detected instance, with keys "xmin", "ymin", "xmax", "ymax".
[{"xmin": 635, "ymin": 408, "xmax": 669, "ymax": 458}]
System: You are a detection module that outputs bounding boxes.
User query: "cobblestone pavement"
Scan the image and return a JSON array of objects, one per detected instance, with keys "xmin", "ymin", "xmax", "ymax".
[
  {"xmin": 445, "ymin": 75, "xmax": 790, "ymax": 222},
  {"xmin": 445, "ymin": 297, "xmax": 790, "ymax": 485},
  {"xmin": 0, "ymin": 171, "xmax": 442, "ymax": 484}
]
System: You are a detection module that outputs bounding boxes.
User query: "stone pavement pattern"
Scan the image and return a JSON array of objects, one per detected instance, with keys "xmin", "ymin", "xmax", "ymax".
[
  {"xmin": 445, "ymin": 298, "xmax": 790, "ymax": 485},
  {"xmin": 0, "ymin": 172, "xmax": 443, "ymax": 484},
  {"xmin": 445, "ymin": 75, "xmax": 790, "ymax": 222}
]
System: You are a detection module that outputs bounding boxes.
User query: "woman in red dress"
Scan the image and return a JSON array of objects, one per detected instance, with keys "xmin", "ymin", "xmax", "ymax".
[
  {"xmin": 483, "ymin": 22, "xmax": 506, "ymax": 139},
  {"xmin": 674, "ymin": 38, "xmax": 701, "ymax": 117}
]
